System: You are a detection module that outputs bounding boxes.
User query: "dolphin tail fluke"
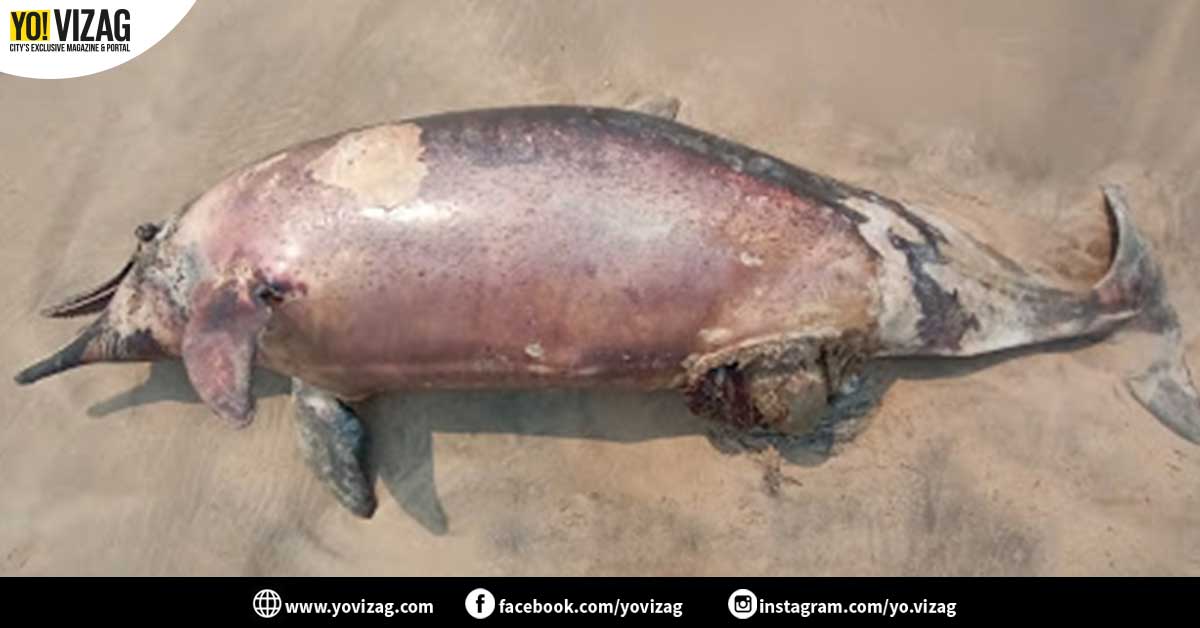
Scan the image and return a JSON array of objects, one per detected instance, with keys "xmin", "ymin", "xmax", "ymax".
[{"xmin": 1084, "ymin": 186, "xmax": 1200, "ymax": 443}]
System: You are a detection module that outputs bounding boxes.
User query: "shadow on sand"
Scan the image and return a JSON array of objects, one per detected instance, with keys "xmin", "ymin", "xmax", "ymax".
[{"xmin": 85, "ymin": 332, "xmax": 1117, "ymax": 534}]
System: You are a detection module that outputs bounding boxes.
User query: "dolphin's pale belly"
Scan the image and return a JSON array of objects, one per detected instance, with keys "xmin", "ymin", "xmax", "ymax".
[{"xmin": 224, "ymin": 108, "xmax": 878, "ymax": 397}]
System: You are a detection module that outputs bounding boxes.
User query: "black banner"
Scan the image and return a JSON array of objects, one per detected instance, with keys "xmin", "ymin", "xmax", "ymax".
[{"xmin": 4, "ymin": 577, "xmax": 1192, "ymax": 623}]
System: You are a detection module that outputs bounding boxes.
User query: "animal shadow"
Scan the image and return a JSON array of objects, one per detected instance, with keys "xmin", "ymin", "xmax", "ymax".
[
  {"xmin": 89, "ymin": 332, "xmax": 1112, "ymax": 535},
  {"xmin": 87, "ymin": 361, "xmax": 291, "ymax": 417}
]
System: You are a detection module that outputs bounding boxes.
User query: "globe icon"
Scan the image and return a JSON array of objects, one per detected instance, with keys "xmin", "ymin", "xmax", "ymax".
[{"xmin": 253, "ymin": 589, "xmax": 282, "ymax": 619}]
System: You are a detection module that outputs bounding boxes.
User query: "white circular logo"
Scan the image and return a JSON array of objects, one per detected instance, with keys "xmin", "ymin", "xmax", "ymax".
[
  {"xmin": 252, "ymin": 589, "xmax": 282, "ymax": 619},
  {"xmin": 465, "ymin": 588, "xmax": 496, "ymax": 619},
  {"xmin": 1, "ymin": 1, "xmax": 195, "ymax": 80},
  {"xmin": 728, "ymin": 588, "xmax": 757, "ymax": 619}
]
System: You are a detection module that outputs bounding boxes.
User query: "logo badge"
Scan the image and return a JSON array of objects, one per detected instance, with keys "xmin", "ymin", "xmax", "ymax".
[
  {"xmin": 728, "ymin": 588, "xmax": 758, "ymax": 619},
  {"xmin": 3, "ymin": 1, "xmax": 194, "ymax": 79},
  {"xmin": 252, "ymin": 589, "xmax": 283, "ymax": 619},
  {"xmin": 465, "ymin": 588, "xmax": 496, "ymax": 619}
]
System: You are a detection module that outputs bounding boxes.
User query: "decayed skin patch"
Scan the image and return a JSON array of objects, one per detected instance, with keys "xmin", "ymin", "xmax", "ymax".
[
  {"xmin": 682, "ymin": 330, "xmax": 874, "ymax": 431},
  {"xmin": 844, "ymin": 193, "xmax": 1004, "ymax": 354},
  {"xmin": 308, "ymin": 123, "xmax": 429, "ymax": 209},
  {"xmin": 838, "ymin": 196, "xmax": 927, "ymax": 352},
  {"xmin": 845, "ymin": 185, "xmax": 1146, "ymax": 358}
]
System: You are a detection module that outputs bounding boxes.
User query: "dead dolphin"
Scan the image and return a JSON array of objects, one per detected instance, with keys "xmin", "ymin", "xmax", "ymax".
[{"xmin": 15, "ymin": 105, "xmax": 1199, "ymax": 517}]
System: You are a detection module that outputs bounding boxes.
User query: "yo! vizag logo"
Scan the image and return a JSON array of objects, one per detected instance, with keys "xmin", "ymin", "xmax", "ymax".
[
  {"xmin": 10, "ymin": 8, "xmax": 132, "ymax": 51},
  {"xmin": 1, "ymin": 1, "xmax": 194, "ymax": 79}
]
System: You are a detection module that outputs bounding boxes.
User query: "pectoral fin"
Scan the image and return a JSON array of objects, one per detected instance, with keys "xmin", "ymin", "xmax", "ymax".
[
  {"xmin": 181, "ymin": 278, "xmax": 271, "ymax": 427},
  {"xmin": 292, "ymin": 378, "xmax": 377, "ymax": 518}
]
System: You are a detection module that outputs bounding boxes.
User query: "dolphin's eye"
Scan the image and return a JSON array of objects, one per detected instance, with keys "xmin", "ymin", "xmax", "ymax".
[
  {"xmin": 254, "ymin": 283, "xmax": 286, "ymax": 305},
  {"xmin": 135, "ymin": 222, "xmax": 160, "ymax": 243}
]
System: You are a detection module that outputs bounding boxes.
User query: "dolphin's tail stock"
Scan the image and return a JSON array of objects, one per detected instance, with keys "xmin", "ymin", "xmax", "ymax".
[{"xmin": 876, "ymin": 184, "xmax": 1200, "ymax": 443}]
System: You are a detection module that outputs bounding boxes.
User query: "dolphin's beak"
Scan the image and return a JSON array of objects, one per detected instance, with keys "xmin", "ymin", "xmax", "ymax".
[{"xmin": 14, "ymin": 317, "xmax": 109, "ymax": 384}]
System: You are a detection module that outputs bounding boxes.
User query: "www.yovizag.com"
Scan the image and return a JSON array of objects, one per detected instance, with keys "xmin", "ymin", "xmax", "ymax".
[{"xmin": 251, "ymin": 589, "xmax": 433, "ymax": 619}]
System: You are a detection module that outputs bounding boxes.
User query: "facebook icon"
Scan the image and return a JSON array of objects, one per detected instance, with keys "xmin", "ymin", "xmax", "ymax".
[{"xmin": 465, "ymin": 588, "xmax": 496, "ymax": 619}]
